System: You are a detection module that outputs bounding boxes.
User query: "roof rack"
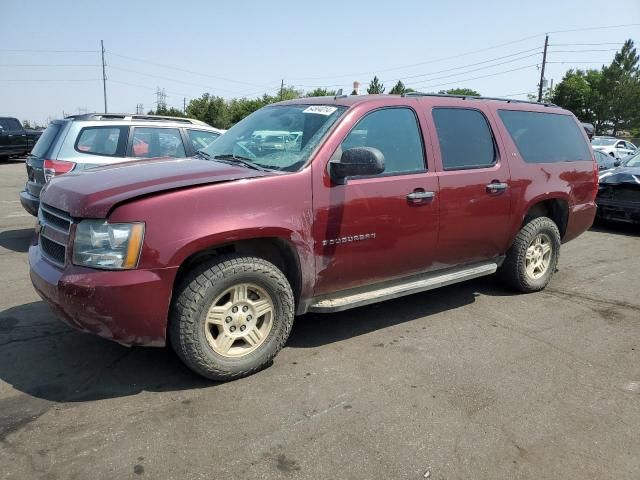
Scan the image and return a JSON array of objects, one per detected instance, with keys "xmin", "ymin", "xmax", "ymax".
[
  {"xmin": 63, "ymin": 113, "xmax": 209, "ymax": 125},
  {"xmin": 401, "ymin": 92, "xmax": 558, "ymax": 107}
]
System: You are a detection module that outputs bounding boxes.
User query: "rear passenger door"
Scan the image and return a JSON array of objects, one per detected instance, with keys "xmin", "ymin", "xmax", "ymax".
[
  {"xmin": 128, "ymin": 127, "xmax": 187, "ymax": 159},
  {"xmin": 428, "ymin": 106, "xmax": 512, "ymax": 266}
]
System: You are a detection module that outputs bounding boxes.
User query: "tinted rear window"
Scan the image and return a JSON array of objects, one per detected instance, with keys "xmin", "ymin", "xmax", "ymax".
[
  {"xmin": 498, "ymin": 110, "xmax": 591, "ymax": 163},
  {"xmin": 433, "ymin": 108, "xmax": 496, "ymax": 170},
  {"xmin": 31, "ymin": 123, "xmax": 62, "ymax": 158}
]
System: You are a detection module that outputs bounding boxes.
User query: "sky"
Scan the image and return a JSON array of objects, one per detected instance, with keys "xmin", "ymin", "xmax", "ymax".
[{"xmin": 1, "ymin": 0, "xmax": 639, "ymax": 126}]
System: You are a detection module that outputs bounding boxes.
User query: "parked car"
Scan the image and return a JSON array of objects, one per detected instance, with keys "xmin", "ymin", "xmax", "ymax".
[
  {"xmin": 591, "ymin": 136, "xmax": 637, "ymax": 158},
  {"xmin": 19, "ymin": 113, "xmax": 224, "ymax": 216},
  {"xmin": 594, "ymin": 149, "xmax": 619, "ymax": 170},
  {"xmin": 0, "ymin": 116, "xmax": 43, "ymax": 160},
  {"xmin": 597, "ymin": 150, "xmax": 640, "ymax": 224},
  {"xmin": 29, "ymin": 94, "xmax": 598, "ymax": 381}
]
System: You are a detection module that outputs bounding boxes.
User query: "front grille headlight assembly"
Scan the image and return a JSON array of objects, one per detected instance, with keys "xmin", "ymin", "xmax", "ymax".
[{"xmin": 73, "ymin": 220, "xmax": 144, "ymax": 270}]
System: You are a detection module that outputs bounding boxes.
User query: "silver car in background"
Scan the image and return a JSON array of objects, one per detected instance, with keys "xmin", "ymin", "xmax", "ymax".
[{"xmin": 20, "ymin": 114, "xmax": 224, "ymax": 215}]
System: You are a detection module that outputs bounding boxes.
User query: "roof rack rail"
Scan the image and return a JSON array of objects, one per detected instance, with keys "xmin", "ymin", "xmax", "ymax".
[
  {"xmin": 401, "ymin": 92, "xmax": 557, "ymax": 107},
  {"xmin": 63, "ymin": 113, "xmax": 209, "ymax": 125}
]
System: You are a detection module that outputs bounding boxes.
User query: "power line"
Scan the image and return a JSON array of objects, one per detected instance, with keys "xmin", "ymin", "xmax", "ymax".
[
  {"xmin": 408, "ymin": 64, "xmax": 538, "ymax": 90},
  {"xmin": 0, "ymin": 48, "xmax": 100, "ymax": 53},
  {"xmin": 108, "ymin": 64, "xmax": 249, "ymax": 95},
  {"xmin": 0, "ymin": 78, "xmax": 101, "ymax": 82},
  {"xmin": 546, "ymin": 23, "xmax": 640, "ymax": 34},
  {"xmin": 106, "ymin": 51, "xmax": 263, "ymax": 88},
  {"xmin": 383, "ymin": 51, "xmax": 542, "ymax": 85},
  {"xmin": 549, "ymin": 42, "xmax": 627, "ymax": 46},
  {"xmin": 547, "ymin": 48, "xmax": 621, "ymax": 53},
  {"xmin": 0, "ymin": 64, "xmax": 101, "ymax": 67}
]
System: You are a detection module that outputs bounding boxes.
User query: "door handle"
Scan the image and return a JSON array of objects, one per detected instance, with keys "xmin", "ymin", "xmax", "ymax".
[
  {"xmin": 486, "ymin": 182, "xmax": 508, "ymax": 194},
  {"xmin": 407, "ymin": 190, "xmax": 435, "ymax": 203}
]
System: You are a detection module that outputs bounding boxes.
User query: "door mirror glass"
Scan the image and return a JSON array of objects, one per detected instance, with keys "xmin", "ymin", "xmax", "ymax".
[{"xmin": 329, "ymin": 147, "xmax": 385, "ymax": 184}]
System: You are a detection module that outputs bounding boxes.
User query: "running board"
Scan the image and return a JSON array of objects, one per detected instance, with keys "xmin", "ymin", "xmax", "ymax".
[{"xmin": 308, "ymin": 260, "xmax": 500, "ymax": 313}]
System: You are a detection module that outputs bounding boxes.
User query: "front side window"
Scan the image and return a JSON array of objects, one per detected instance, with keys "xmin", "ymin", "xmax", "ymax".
[
  {"xmin": 340, "ymin": 107, "xmax": 425, "ymax": 175},
  {"xmin": 433, "ymin": 108, "xmax": 496, "ymax": 170},
  {"xmin": 187, "ymin": 129, "xmax": 220, "ymax": 152},
  {"xmin": 75, "ymin": 126, "xmax": 127, "ymax": 157},
  {"xmin": 200, "ymin": 105, "xmax": 346, "ymax": 171},
  {"xmin": 131, "ymin": 127, "xmax": 186, "ymax": 158},
  {"xmin": 498, "ymin": 110, "xmax": 592, "ymax": 163}
]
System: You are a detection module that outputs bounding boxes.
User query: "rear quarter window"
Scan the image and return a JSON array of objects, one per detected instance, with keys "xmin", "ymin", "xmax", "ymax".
[
  {"xmin": 31, "ymin": 123, "xmax": 62, "ymax": 158},
  {"xmin": 498, "ymin": 110, "xmax": 592, "ymax": 163},
  {"xmin": 74, "ymin": 126, "xmax": 128, "ymax": 157}
]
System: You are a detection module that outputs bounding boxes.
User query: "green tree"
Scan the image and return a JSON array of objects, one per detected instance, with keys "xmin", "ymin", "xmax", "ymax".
[
  {"xmin": 148, "ymin": 106, "xmax": 187, "ymax": 118},
  {"xmin": 305, "ymin": 88, "xmax": 336, "ymax": 97},
  {"xmin": 185, "ymin": 94, "xmax": 230, "ymax": 129},
  {"xmin": 367, "ymin": 76, "xmax": 385, "ymax": 94},
  {"xmin": 438, "ymin": 88, "xmax": 481, "ymax": 96},
  {"xmin": 601, "ymin": 39, "xmax": 640, "ymax": 135},
  {"xmin": 22, "ymin": 120, "xmax": 32, "ymax": 128},
  {"xmin": 552, "ymin": 39, "xmax": 640, "ymax": 135},
  {"xmin": 389, "ymin": 80, "xmax": 406, "ymax": 95}
]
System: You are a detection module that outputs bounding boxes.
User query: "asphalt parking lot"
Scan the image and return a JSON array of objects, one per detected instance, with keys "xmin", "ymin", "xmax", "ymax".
[{"xmin": 0, "ymin": 159, "xmax": 639, "ymax": 480}]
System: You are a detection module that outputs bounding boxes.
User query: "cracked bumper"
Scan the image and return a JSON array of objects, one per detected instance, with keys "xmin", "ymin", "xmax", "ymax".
[{"xmin": 29, "ymin": 245, "xmax": 178, "ymax": 347}]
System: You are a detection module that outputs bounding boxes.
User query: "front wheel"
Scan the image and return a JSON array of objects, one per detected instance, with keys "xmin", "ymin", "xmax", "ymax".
[
  {"xmin": 498, "ymin": 216, "xmax": 561, "ymax": 293},
  {"xmin": 170, "ymin": 255, "xmax": 295, "ymax": 381}
]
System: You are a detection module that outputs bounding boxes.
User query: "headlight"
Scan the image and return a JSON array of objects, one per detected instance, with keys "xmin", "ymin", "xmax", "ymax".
[{"xmin": 73, "ymin": 220, "xmax": 144, "ymax": 270}]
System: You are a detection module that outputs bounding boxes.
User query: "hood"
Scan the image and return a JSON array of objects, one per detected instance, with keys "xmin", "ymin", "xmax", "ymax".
[
  {"xmin": 592, "ymin": 146, "xmax": 611, "ymax": 151},
  {"xmin": 41, "ymin": 156, "xmax": 273, "ymax": 218},
  {"xmin": 598, "ymin": 166, "xmax": 640, "ymax": 185}
]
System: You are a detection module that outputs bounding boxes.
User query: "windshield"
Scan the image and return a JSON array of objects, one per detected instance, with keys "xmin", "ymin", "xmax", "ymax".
[
  {"xmin": 200, "ymin": 104, "xmax": 346, "ymax": 171},
  {"xmin": 591, "ymin": 138, "xmax": 616, "ymax": 146},
  {"xmin": 623, "ymin": 151, "xmax": 640, "ymax": 167}
]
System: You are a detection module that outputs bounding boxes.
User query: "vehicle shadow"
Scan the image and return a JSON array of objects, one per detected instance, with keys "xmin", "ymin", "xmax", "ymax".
[
  {"xmin": 288, "ymin": 276, "xmax": 515, "ymax": 348},
  {"xmin": 0, "ymin": 277, "xmax": 515, "ymax": 404},
  {"xmin": 0, "ymin": 228, "xmax": 34, "ymax": 253},
  {"xmin": 590, "ymin": 219, "xmax": 640, "ymax": 237}
]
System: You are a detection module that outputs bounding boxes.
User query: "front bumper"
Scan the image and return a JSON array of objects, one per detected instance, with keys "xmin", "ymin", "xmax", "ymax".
[
  {"xmin": 596, "ymin": 198, "xmax": 640, "ymax": 223},
  {"xmin": 29, "ymin": 244, "xmax": 178, "ymax": 346},
  {"xmin": 19, "ymin": 189, "xmax": 39, "ymax": 216}
]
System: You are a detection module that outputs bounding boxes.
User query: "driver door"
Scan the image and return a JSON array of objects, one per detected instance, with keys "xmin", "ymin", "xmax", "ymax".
[{"xmin": 311, "ymin": 106, "xmax": 440, "ymax": 295}]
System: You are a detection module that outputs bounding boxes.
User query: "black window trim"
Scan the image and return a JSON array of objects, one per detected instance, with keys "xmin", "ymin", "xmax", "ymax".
[
  {"xmin": 432, "ymin": 106, "xmax": 500, "ymax": 172},
  {"xmin": 73, "ymin": 125, "xmax": 129, "ymax": 158},
  {"xmin": 332, "ymin": 105, "xmax": 429, "ymax": 181},
  {"xmin": 126, "ymin": 125, "xmax": 188, "ymax": 158}
]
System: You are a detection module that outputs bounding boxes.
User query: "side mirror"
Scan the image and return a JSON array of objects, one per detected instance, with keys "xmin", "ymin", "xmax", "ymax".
[{"xmin": 329, "ymin": 147, "xmax": 385, "ymax": 184}]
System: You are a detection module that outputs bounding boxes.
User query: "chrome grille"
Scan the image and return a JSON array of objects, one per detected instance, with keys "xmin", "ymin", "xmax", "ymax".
[{"xmin": 38, "ymin": 203, "xmax": 72, "ymax": 267}]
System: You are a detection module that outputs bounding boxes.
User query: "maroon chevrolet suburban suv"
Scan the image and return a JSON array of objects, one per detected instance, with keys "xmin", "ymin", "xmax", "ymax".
[{"xmin": 29, "ymin": 94, "xmax": 598, "ymax": 380}]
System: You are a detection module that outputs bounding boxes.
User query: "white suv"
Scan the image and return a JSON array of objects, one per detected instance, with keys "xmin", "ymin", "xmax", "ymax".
[
  {"xmin": 591, "ymin": 136, "xmax": 637, "ymax": 159},
  {"xmin": 20, "ymin": 114, "xmax": 224, "ymax": 215}
]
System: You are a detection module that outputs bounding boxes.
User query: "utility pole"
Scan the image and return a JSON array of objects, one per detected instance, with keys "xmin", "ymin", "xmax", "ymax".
[
  {"xmin": 101, "ymin": 40, "xmax": 108, "ymax": 113},
  {"xmin": 280, "ymin": 79, "xmax": 284, "ymax": 100},
  {"xmin": 537, "ymin": 34, "xmax": 549, "ymax": 102},
  {"xmin": 183, "ymin": 97, "xmax": 186, "ymax": 114}
]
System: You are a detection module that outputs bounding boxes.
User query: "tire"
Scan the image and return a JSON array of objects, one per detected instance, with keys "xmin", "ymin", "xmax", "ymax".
[
  {"xmin": 170, "ymin": 255, "xmax": 295, "ymax": 381},
  {"xmin": 498, "ymin": 216, "xmax": 561, "ymax": 293}
]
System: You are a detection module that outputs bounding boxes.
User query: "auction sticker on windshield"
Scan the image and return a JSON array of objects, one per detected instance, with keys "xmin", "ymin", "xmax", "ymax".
[{"xmin": 303, "ymin": 105, "xmax": 338, "ymax": 116}]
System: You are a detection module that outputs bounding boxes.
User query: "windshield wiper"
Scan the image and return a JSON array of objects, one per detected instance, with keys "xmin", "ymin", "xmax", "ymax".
[
  {"xmin": 195, "ymin": 150, "xmax": 212, "ymax": 160},
  {"xmin": 212, "ymin": 154, "xmax": 272, "ymax": 172}
]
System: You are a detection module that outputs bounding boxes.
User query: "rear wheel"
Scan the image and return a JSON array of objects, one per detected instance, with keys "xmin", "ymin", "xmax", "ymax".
[
  {"xmin": 170, "ymin": 255, "xmax": 294, "ymax": 381},
  {"xmin": 498, "ymin": 216, "xmax": 560, "ymax": 293}
]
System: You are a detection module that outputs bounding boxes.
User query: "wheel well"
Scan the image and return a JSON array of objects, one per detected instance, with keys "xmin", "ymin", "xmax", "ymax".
[
  {"xmin": 524, "ymin": 199, "xmax": 569, "ymax": 239},
  {"xmin": 174, "ymin": 237, "xmax": 302, "ymax": 305}
]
